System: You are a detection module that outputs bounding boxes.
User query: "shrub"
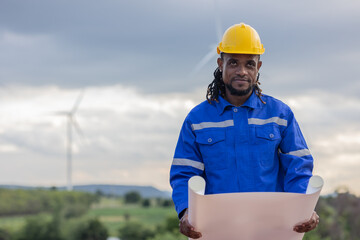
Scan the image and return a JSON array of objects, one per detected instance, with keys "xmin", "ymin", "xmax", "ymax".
[
  {"xmin": 118, "ymin": 221, "xmax": 155, "ymax": 240},
  {"xmin": 142, "ymin": 198, "xmax": 151, "ymax": 208},
  {"xmin": 148, "ymin": 232, "xmax": 185, "ymax": 240},
  {"xmin": 62, "ymin": 204, "xmax": 89, "ymax": 219},
  {"xmin": 0, "ymin": 228, "xmax": 11, "ymax": 240},
  {"xmin": 15, "ymin": 215, "xmax": 63, "ymax": 240},
  {"xmin": 124, "ymin": 191, "xmax": 141, "ymax": 204},
  {"xmin": 73, "ymin": 219, "xmax": 108, "ymax": 240}
]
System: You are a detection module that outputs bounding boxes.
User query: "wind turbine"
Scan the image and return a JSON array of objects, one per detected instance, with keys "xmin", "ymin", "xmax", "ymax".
[
  {"xmin": 189, "ymin": 2, "xmax": 223, "ymax": 78},
  {"xmin": 55, "ymin": 90, "xmax": 85, "ymax": 191}
]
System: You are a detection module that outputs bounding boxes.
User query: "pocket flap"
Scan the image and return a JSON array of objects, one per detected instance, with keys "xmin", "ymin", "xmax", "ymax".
[
  {"xmin": 195, "ymin": 130, "xmax": 225, "ymax": 145},
  {"xmin": 256, "ymin": 125, "xmax": 280, "ymax": 140}
]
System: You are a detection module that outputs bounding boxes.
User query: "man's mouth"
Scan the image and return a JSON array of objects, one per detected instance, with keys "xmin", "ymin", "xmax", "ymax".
[{"xmin": 231, "ymin": 78, "xmax": 250, "ymax": 84}]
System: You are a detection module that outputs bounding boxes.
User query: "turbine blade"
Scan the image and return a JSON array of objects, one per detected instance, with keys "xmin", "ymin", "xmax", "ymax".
[
  {"xmin": 71, "ymin": 117, "xmax": 84, "ymax": 139},
  {"xmin": 215, "ymin": 14, "xmax": 223, "ymax": 42},
  {"xmin": 213, "ymin": 0, "xmax": 223, "ymax": 42},
  {"xmin": 50, "ymin": 111, "xmax": 70, "ymax": 116},
  {"xmin": 188, "ymin": 47, "xmax": 218, "ymax": 79},
  {"xmin": 188, "ymin": 0, "xmax": 222, "ymax": 79},
  {"xmin": 71, "ymin": 89, "xmax": 85, "ymax": 115}
]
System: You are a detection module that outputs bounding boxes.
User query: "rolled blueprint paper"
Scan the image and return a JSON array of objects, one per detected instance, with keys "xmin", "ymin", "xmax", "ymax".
[
  {"xmin": 306, "ymin": 175, "xmax": 324, "ymax": 194},
  {"xmin": 188, "ymin": 176, "xmax": 206, "ymax": 195},
  {"xmin": 188, "ymin": 176, "xmax": 206, "ymax": 230},
  {"xmin": 188, "ymin": 175, "xmax": 324, "ymax": 240}
]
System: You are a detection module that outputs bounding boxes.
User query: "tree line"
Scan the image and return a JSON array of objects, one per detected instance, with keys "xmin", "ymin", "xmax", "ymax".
[
  {"xmin": 0, "ymin": 188, "xmax": 99, "ymax": 217},
  {"xmin": 0, "ymin": 188, "xmax": 177, "ymax": 240},
  {"xmin": 304, "ymin": 190, "xmax": 360, "ymax": 240},
  {"xmin": 118, "ymin": 190, "xmax": 360, "ymax": 240},
  {"xmin": 1, "ymin": 187, "xmax": 359, "ymax": 239}
]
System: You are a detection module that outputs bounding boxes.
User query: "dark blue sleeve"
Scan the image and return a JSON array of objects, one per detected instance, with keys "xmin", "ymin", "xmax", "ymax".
[
  {"xmin": 169, "ymin": 116, "xmax": 204, "ymax": 217},
  {"xmin": 279, "ymin": 109, "xmax": 313, "ymax": 193}
]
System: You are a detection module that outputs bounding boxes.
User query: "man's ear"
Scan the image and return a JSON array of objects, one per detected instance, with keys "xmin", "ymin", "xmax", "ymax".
[
  {"xmin": 217, "ymin": 58, "xmax": 223, "ymax": 71},
  {"xmin": 257, "ymin": 60, "xmax": 262, "ymax": 71}
]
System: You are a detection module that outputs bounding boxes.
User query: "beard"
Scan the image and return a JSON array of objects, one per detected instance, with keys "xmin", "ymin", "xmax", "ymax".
[{"xmin": 225, "ymin": 81, "xmax": 254, "ymax": 96}]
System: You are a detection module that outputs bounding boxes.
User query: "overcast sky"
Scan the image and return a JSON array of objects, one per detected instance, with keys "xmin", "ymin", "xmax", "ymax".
[{"xmin": 0, "ymin": 0, "xmax": 359, "ymax": 194}]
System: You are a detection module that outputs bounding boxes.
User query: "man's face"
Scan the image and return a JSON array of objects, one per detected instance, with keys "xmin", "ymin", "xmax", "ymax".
[{"xmin": 217, "ymin": 53, "xmax": 262, "ymax": 97}]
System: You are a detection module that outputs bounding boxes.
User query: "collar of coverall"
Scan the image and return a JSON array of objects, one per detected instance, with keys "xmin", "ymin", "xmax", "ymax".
[{"xmin": 215, "ymin": 90, "xmax": 264, "ymax": 115}]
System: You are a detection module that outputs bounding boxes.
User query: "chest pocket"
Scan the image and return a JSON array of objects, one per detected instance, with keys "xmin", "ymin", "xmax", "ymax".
[
  {"xmin": 255, "ymin": 125, "xmax": 281, "ymax": 141},
  {"xmin": 254, "ymin": 125, "xmax": 281, "ymax": 167},
  {"xmin": 195, "ymin": 130, "xmax": 228, "ymax": 170}
]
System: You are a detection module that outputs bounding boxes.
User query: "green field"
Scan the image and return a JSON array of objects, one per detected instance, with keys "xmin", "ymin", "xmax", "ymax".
[
  {"xmin": 0, "ymin": 215, "xmax": 27, "ymax": 232},
  {"xmin": 0, "ymin": 197, "xmax": 180, "ymax": 238},
  {"xmin": 2, "ymin": 193, "xmax": 360, "ymax": 239},
  {"xmin": 87, "ymin": 198, "xmax": 179, "ymax": 236}
]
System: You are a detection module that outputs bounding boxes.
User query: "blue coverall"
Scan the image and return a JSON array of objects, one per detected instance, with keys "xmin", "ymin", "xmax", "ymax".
[{"xmin": 170, "ymin": 91, "xmax": 314, "ymax": 216}]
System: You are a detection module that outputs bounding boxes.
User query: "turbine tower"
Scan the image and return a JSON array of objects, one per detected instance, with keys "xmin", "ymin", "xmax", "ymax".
[{"xmin": 56, "ymin": 90, "xmax": 84, "ymax": 191}]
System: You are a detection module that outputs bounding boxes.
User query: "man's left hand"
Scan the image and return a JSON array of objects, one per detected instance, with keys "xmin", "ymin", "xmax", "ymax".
[{"xmin": 293, "ymin": 211, "xmax": 319, "ymax": 233}]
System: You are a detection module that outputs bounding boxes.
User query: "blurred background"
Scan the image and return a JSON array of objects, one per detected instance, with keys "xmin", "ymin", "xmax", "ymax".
[{"xmin": 0, "ymin": 0, "xmax": 359, "ymax": 239}]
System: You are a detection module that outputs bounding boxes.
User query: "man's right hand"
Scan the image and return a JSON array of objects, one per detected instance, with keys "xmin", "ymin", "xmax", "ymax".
[{"xmin": 179, "ymin": 209, "xmax": 202, "ymax": 239}]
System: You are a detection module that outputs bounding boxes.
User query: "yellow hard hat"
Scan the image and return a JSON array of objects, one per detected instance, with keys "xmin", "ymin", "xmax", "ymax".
[{"xmin": 217, "ymin": 23, "xmax": 265, "ymax": 55}]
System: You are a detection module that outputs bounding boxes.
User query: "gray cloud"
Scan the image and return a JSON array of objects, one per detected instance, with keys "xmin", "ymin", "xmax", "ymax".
[
  {"xmin": 0, "ymin": 0, "xmax": 359, "ymax": 192},
  {"xmin": 1, "ymin": 0, "xmax": 359, "ymax": 95},
  {"xmin": 0, "ymin": 85, "xmax": 359, "ymax": 193}
]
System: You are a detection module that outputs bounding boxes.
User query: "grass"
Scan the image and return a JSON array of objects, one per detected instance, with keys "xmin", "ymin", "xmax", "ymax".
[
  {"xmin": 87, "ymin": 198, "xmax": 178, "ymax": 236},
  {"xmin": 0, "ymin": 215, "xmax": 26, "ymax": 232},
  {"xmin": 0, "ymin": 197, "xmax": 178, "ymax": 237},
  {"xmin": 0, "ymin": 213, "xmax": 53, "ymax": 236}
]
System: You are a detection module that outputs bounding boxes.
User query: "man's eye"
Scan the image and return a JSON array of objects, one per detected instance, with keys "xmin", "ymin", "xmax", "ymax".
[{"xmin": 229, "ymin": 61, "xmax": 237, "ymax": 66}]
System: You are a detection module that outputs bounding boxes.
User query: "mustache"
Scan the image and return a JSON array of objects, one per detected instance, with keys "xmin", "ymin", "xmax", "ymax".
[{"xmin": 230, "ymin": 77, "xmax": 250, "ymax": 83}]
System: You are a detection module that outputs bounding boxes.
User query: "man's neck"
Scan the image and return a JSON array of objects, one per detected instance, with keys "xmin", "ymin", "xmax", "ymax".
[{"xmin": 224, "ymin": 91, "xmax": 252, "ymax": 107}]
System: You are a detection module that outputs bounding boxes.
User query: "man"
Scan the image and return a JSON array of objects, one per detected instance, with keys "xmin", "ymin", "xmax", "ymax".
[{"xmin": 170, "ymin": 23, "xmax": 319, "ymax": 238}]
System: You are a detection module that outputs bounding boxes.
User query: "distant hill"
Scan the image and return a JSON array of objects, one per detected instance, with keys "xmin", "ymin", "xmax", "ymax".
[{"xmin": 0, "ymin": 184, "xmax": 171, "ymax": 199}]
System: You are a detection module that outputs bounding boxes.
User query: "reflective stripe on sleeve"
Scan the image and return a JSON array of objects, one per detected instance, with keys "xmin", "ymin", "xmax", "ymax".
[
  {"xmin": 191, "ymin": 120, "xmax": 234, "ymax": 131},
  {"xmin": 248, "ymin": 117, "xmax": 287, "ymax": 127},
  {"xmin": 284, "ymin": 149, "xmax": 311, "ymax": 157},
  {"xmin": 172, "ymin": 158, "xmax": 205, "ymax": 171}
]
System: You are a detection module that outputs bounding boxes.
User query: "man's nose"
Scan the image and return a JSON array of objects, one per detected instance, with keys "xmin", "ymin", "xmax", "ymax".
[{"xmin": 235, "ymin": 66, "xmax": 247, "ymax": 76}]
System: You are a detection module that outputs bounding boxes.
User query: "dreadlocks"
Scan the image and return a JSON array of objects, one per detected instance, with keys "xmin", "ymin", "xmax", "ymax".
[
  {"xmin": 254, "ymin": 74, "xmax": 266, "ymax": 104},
  {"xmin": 206, "ymin": 67, "xmax": 225, "ymax": 103},
  {"xmin": 206, "ymin": 64, "xmax": 266, "ymax": 104}
]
